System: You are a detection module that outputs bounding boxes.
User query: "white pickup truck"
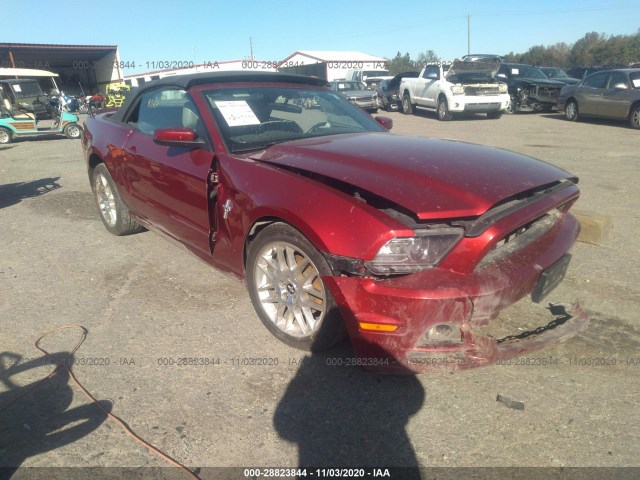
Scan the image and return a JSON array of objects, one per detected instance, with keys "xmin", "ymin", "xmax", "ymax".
[{"xmin": 399, "ymin": 58, "xmax": 510, "ymax": 120}]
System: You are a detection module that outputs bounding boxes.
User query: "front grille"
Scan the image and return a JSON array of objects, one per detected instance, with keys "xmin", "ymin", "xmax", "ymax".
[
  {"xmin": 464, "ymin": 86, "xmax": 500, "ymax": 96},
  {"xmin": 531, "ymin": 86, "xmax": 561, "ymax": 100},
  {"xmin": 476, "ymin": 210, "xmax": 561, "ymax": 269}
]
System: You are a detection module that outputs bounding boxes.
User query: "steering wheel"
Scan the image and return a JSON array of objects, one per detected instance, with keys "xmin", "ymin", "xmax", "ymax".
[{"xmin": 307, "ymin": 121, "xmax": 330, "ymax": 134}]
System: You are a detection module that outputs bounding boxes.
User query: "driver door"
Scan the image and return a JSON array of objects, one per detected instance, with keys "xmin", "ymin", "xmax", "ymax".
[
  {"xmin": 122, "ymin": 87, "xmax": 215, "ymax": 256},
  {"xmin": 419, "ymin": 66, "xmax": 440, "ymax": 108}
]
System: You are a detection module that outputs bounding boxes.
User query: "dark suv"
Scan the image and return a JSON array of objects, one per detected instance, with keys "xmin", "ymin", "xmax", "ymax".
[{"xmin": 497, "ymin": 64, "xmax": 565, "ymax": 113}]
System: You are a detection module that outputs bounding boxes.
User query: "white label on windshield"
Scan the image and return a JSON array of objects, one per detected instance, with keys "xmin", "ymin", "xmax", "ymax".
[
  {"xmin": 511, "ymin": 68, "xmax": 519, "ymax": 75},
  {"xmin": 215, "ymin": 100, "xmax": 260, "ymax": 126},
  {"xmin": 633, "ymin": 79, "xmax": 640, "ymax": 88},
  {"xmin": 13, "ymin": 84, "xmax": 22, "ymax": 92}
]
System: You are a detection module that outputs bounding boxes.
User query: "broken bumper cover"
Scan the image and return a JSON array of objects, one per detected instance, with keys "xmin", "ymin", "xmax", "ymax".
[{"xmin": 323, "ymin": 213, "xmax": 587, "ymax": 373}]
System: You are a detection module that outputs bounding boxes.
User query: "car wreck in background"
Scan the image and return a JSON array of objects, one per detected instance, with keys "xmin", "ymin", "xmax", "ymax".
[
  {"xmin": 497, "ymin": 63, "xmax": 566, "ymax": 113},
  {"xmin": 399, "ymin": 57, "xmax": 510, "ymax": 120},
  {"xmin": 82, "ymin": 72, "xmax": 586, "ymax": 373}
]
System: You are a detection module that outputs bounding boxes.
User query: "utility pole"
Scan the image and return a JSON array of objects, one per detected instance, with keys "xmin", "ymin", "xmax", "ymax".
[
  {"xmin": 250, "ymin": 37, "xmax": 254, "ymax": 61},
  {"xmin": 467, "ymin": 14, "xmax": 471, "ymax": 55}
]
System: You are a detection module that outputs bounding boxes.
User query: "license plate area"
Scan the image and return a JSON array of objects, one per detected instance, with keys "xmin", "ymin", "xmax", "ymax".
[{"xmin": 531, "ymin": 254, "xmax": 571, "ymax": 303}]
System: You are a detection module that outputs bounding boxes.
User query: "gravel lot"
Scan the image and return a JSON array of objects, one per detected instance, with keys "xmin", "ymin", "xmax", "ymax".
[{"xmin": 1, "ymin": 109, "xmax": 639, "ymax": 479}]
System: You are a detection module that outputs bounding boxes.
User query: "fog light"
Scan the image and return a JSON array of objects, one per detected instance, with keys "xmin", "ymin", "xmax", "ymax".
[{"xmin": 424, "ymin": 323, "xmax": 462, "ymax": 343}]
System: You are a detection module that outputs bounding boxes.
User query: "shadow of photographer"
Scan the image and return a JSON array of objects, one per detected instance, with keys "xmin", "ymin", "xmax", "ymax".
[
  {"xmin": 274, "ymin": 341, "xmax": 425, "ymax": 479},
  {"xmin": 0, "ymin": 351, "xmax": 111, "ymax": 474},
  {"xmin": 0, "ymin": 177, "xmax": 61, "ymax": 209}
]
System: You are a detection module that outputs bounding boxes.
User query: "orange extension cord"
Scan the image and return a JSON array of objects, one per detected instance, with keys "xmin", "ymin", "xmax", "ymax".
[{"xmin": 0, "ymin": 324, "xmax": 199, "ymax": 479}]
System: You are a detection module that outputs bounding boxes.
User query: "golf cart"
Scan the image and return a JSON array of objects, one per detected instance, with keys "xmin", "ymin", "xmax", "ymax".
[{"xmin": 0, "ymin": 68, "xmax": 82, "ymax": 144}]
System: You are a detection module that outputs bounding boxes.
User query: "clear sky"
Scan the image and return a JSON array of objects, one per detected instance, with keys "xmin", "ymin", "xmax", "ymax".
[{"xmin": 4, "ymin": 0, "xmax": 640, "ymax": 74}]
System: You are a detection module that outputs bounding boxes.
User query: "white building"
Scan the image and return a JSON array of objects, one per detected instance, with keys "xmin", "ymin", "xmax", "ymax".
[{"xmin": 278, "ymin": 50, "xmax": 389, "ymax": 81}]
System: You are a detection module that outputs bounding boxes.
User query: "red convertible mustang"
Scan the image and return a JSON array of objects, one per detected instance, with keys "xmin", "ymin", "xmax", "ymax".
[{"xmin": 82, "ymin": 72, "xmax": 587, "ymax": 372}]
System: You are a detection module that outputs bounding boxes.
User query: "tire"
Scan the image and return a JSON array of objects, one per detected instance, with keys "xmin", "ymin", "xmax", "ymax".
[
  {"xmin": 487, "ymin": 111, "xmax": 503, "ymax": 119},
  {"xmin": 246, "ymin": 223, "xmax": 346, "ymax": 352},
  {"xmin": 437, "ymin": 97, "xmax": 453, "ymax": 121},
  {"xmin": 63, "ymin": 123, "xmax": 82, "ymax": 139},
  {"xmin": 0, "ymin": 127, "xmax": 11, "ymax": 144},
  {"xmin": 78, "ymin": 104, "xmax": 89, "ymax": 114},
  {"xmin": 629, "ymin": 104, "xmax": 640, "ymax": 129},
  {"xmin": 401, "ymin": 93, "xmax": 413, "ymax": 115},
  {"xmin": 565, "ymin": 100, "xmax": 579, "ymax": 122},
  {"xmin": 506, "ymin": 96, "xmax": 518, "ymax": 114},
  {"xmin": 92, "ymin": 163, "xmax": 143, "ymax": 236}
]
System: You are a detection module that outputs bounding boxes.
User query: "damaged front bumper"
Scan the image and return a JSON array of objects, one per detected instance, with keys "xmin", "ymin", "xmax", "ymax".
[{"xmin": 323, "ymin": 212, "xmax": 588, "ymax": 373}]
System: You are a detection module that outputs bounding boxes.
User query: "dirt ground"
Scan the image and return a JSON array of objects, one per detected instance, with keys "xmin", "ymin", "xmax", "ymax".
[{"xmin": 1, "ymin": 109, "xmax": 639, "ymax": 479}]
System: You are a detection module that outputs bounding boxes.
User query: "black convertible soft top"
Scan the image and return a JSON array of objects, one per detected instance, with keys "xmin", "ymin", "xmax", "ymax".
[{"xmin": 109, "ymin": 71, "xmax": 329, "ymax": 123}]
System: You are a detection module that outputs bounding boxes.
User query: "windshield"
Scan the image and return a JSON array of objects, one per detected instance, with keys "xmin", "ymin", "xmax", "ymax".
[
  {"xmin": 204, "ymin": 86, "xmax": 385, "ymax": 153},
  {"xmin": 542, "ymin": 68, "xmax": 570, "ymax": 79},
  {"xmin": 508, "ymin": 66, "xmax": 548, "ymax": 80},
  {"xmin": 9, "ymin": 81, "xmax": 44, "ymax": 99},
  {"xmin": 332, "ymin": 82, "xmax": 366, "ymax": 92}
]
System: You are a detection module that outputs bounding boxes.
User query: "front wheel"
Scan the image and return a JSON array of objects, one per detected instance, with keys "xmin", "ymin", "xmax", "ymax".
[
  {"xmin": 401, "ymin": 93, "xmax": 413, "ymax": 114},
  {"xmin": 246, "ymin": 223, "xmax": 346, "ymax": 351},
  {"xmin": 487, "ymin": 111, "xmax": 502, "ymax": 119},
  {"xmin": 92, "ymin": 164, "xmax": 143, "ymax": 236},
  {"xmin": 0, "ymin": 127, "xmax": 12, "ymax": 144},
  {"xmin": 63, "ymin": 123, "xmax": 82, "ymax": 139},
  {"xmin": 78, "ymin": 104, "xmax": 89, "ymax": 114},
  {"xmin": 437, "ymin": 97, "xmax": 453, "ymax": 121},
  {"xmin": 506, "ymin": 97, "xmax": 518, "ymax": 114},
  {"xmin": 629, "ymin": 104, "xmax": 640, "ymax": 129},
  {"xmin": 565, "ymin": 100, "xmax": 579, "ymax": 122}
]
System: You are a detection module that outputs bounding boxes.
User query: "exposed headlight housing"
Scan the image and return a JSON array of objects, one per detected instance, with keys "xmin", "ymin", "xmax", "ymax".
[
  {"xmin": 450, "ymin": 85, "xmax": 465, "ymax": 95},
  {"xmin": 365, "ymin": 228, "xmax": 463, "ymax": 275},
  {"xmin": 498, "ymin": 83, "xmax": 508, "ymax": 93}
]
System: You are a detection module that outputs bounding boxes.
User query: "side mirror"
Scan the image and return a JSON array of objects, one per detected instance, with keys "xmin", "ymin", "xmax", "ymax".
[
  {"xmin": 153, "ymin": 128, "xmax": 206, "ymax": 148},
  {"xmin": 375, "ymin": 116, "xmax": 393, "ymax": 130}
]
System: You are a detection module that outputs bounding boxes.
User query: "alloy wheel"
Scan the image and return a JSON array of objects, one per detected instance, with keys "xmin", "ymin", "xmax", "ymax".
[
  {"xmin": 95, "ymin": 173, "xmax": 117, "ymax": 227},
  {"xmin": 253, "ymin": 241, "xmax": 327, "ymax": 338}
]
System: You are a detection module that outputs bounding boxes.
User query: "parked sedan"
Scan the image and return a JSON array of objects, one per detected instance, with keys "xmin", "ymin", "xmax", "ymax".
[
  {"xmin": 82, "ymin": 72, "xmax": 585, "ymax": 372},
  {"xmin": 557, "ymin": 68, "xmax": 640, "ymax": 129},
  {"xmin": 329, "ymin": 80, "xmax": 378, "ymax": 112}
]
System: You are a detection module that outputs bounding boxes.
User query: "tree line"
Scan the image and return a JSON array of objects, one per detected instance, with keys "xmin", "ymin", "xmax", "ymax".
[
  {"xmin": 504, "ymin": 30, "xmax": 640, "ymax": 67},
  {"xmin": 385, "ymin": 30, "xmax": 640, "ymax": 74}
]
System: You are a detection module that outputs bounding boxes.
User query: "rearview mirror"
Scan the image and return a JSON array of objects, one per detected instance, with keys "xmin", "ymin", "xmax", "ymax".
[
  {"xmin": 153, "ymin": 128, "xmax": 206, "ymax": 148},
  {"xmin": 375, "ymin": 116, "xmax": 393, "ymax": 130}
]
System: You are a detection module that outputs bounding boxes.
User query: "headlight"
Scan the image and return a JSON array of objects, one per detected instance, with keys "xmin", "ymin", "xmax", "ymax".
[
  {"xmin": 450, "ymin": 85, "xmax": 465, "ymax": 95},
  {"xmin": 498, "ymin": 83, "xmax": 508, "ymax": 93},
  {"xmin": 365, "ymin": 228, "xmax": 463, "ymax": 275}
]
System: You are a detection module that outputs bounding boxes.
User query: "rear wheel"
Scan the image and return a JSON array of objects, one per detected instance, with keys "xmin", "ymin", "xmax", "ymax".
[
  {"xmin": 401, "ymin": 93, "xmax": 413, "ymax": 114},
  {"xmin": 0, "ymin": 127, "xmax": 11, "ymax": 144},
  {"xmin": 92, "ymin": 164, "xmax": 143, "ymax": 236},
  {"xmin": 437, "ymin": 97, "xmax": 453, "ymax": 121},
  {"xmin": 246, "ymin": 223, "xmax": 346, "ymax": 351},
  {"xmin": 629, "ymin": 104, "xmax": 640, "ymax": 129},
  {"xmin": 565, "ymin": 100, "xmax": 579, "ymax": 122}
]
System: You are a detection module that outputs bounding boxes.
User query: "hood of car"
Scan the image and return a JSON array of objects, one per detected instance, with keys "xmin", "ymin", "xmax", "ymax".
[
  {"xmin": 251, "ymin": 133, "xmax": 574, "ymax": 220},
  {"xmin": 447, "ymin": 58, "xmax": 501, "ymax": 79}
]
